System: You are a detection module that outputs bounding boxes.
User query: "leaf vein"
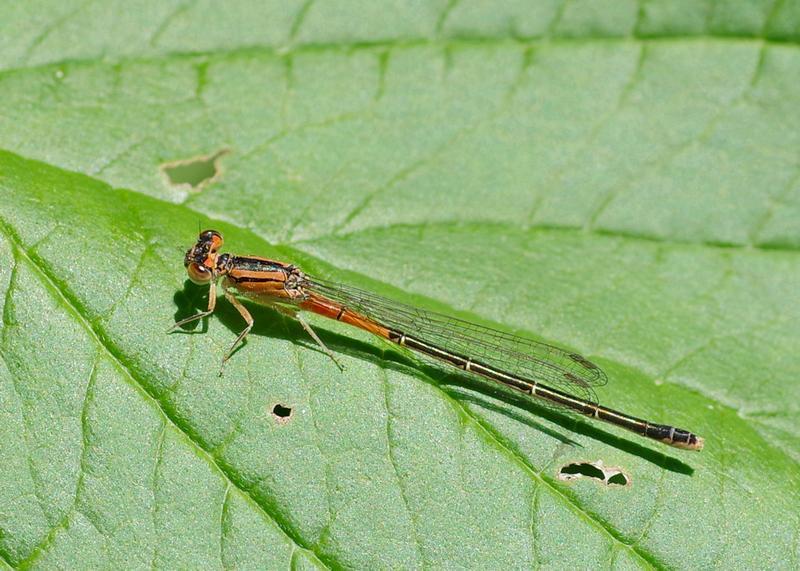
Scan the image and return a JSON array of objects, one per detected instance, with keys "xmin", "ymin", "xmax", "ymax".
[
  {"xmin": 527, "ymin": 43, "xmax": 646, "ymax": 225},
  {"xmin": 21, "ymin": 0, "xmax": 97, "ymax": 64},
  {"xmin": 289, "ymin": 0, "xmax": 316, "ymax": 44},
  {"xmin": 3, "ymin": 36, "xmax": 800, "ymax": 79},
  {"xmin": 1, "ymin": 255, "xmax": 51, "ymax": 535},
  {"xmin": 148, "ymin": 0, "xmax": 197, "ymax": 49},
  {"xmin": 587, "ymin": 42, "xmax": 767, "ymax": 228},
  {"xmin": 380, "ymin": 369, "xmax": 425, "ymax": 568},
  {"xmin": 292, "ymin": 219, "xmax": 800, "ymax": 260}
]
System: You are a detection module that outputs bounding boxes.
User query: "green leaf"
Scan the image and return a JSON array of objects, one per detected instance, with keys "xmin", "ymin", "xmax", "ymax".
[{"xmin": 1, "ymin": 3, "xmax": 799, "ymax": 569}]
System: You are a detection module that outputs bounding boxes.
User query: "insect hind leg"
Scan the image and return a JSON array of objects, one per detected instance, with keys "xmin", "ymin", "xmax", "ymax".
[{"xmin": 276, "ymin": 306, "xmax": 344, "ymax": 371}]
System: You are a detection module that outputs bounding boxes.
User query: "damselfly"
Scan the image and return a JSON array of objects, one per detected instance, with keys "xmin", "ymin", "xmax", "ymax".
[{"xmin": 170, "ymin": 230, "xmax": 704, "ymax": 451}]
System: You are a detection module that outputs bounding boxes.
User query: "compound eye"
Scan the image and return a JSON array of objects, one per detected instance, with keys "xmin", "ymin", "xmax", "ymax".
[
  {"xmin": 187, "ymin": 262, "xmax": 212, "ymax": 284},
  {"xmin": 200, "ymin": 229, "xmax": 223, "ymax": 252},
  {"xmin": 209, "ymin": 234, "xmax": 223, "ymax": 253}
]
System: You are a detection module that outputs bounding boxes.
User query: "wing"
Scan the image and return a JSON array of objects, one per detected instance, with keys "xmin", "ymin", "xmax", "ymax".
[{"xmin": 305, "ymin": 277, "xmax": 607, "ymax": 404}]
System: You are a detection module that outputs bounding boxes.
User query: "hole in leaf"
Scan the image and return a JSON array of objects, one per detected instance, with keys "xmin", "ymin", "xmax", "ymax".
[
  {"xmin": 161, "ymin": 149, "xmax": 228, "ymax": 191},
  {"xmin": 607, "ymin": 472, "xmax": 629, "ymax": 486},
  {"xmin": 271, "ymin": 403, "xmax": 293, "ymax": 424},
  {"xmin": 558, "ymin": 460, "xmax": 630, "ymax": 487},
  {"xmin": 560, "ymin": 462, "xmax": 606, "ymax": 480}
]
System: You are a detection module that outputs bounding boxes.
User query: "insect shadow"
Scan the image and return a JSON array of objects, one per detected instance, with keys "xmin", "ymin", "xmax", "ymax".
[{"xmin": 172, "ymin": 282, "xmax": 694, "ymax": 476}]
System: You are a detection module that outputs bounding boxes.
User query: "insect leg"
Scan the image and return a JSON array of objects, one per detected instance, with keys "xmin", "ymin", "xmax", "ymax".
[
  {"xmin": 168, "ymin": 280, "xmax": 217, "ymax": 332},
  {"xmin": 275, "ymin": 305, "xmax": 344, "ymax": 371},
  {"xmin": 219, "ymin": 282, "xmax": 254, "ymax": 375}
]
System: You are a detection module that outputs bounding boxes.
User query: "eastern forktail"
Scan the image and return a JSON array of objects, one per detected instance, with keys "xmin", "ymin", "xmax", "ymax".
[{"xmin": 170, "ymin": 230, "xmax": 704, "ymax": 451}]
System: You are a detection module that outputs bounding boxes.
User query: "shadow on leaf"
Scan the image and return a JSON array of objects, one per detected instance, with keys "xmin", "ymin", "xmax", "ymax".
[{"xmin": 172, "ymin": 281, "xmax": 694, "ymax": 476}]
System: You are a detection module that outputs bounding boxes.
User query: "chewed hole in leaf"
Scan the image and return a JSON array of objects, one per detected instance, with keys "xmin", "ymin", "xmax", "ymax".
[
  {"xmin": 271, "ymin": 403, "xmax": 293, "ymax": 424},
  {"xmin": 161, "ymin": 149, "xmax": 228, "ymax": 191},
  {"xmin": 558, "ymin": 460, "xmax": 630, "ymax": 487},
  {"xmin": 607, "ymin": 472, "xmax": 629, "ymax": 486}
]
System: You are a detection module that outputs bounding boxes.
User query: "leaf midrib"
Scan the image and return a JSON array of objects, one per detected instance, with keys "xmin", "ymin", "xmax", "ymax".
[
  {"xmin": 291, "ymin": 220, "xmax": 800, "ymax": 257},
  {"xmin": 2, "ymin": 34, "xmax": 796, "ymax": 78}
]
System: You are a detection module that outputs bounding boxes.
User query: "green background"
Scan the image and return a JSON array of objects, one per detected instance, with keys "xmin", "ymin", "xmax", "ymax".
[{"xmin": 1, "ymin": 1, "xmax": 799, "ymax": 569}]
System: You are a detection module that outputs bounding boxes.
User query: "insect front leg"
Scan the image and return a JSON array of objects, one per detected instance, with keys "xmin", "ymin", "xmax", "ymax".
[{"xmin": 168, "ymin": 280, "xmax": 217, "ymax": 332}]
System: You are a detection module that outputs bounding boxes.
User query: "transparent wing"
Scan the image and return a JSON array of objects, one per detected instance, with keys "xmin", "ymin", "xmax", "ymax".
[{"xmin": 306, "ymin": 277, "xmax": 607, "ymax": 405}]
